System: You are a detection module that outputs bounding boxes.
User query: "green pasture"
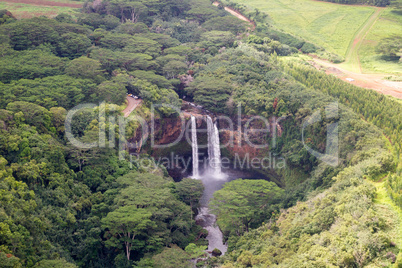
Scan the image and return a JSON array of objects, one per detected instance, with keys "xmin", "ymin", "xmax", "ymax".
[
  {"xmin": 229, "ymin": 0, "xmax": 375, "ymax": 57},
  {"xmin": 0, "ymin": 1, "xmax": 82, "ymax": 20},
  {"xmin": 359, "ymin": 8, "xmax": 402, "ymax": 74}
]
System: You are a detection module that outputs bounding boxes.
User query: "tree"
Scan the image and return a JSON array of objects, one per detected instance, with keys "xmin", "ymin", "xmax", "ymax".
[
  {"xmin": 6, "ymin": 101, "xmax": 52, "ymax": 132},
  {"xmin": 184, "ymin": 243, "xmax": 207, "ymax": 259},
  {"xmin": 186, "ymin": 6, "xmax": 219, "ymax": 23},
  {"xmin": 163, "ymin": 60, "xmax": 187, "ymax": 79},
  {"xmin": 123, "ymin": 36, "xmax": 161, "ymax": 58},
  {"xmin": 174, "ymin": 178, "xmax": 204, "ymax": 217},
  {"xmin": 90, "ymin": 48, "xmax": 157, "ymax": 73},
  {"xmin": 138, "ymin": 33, "xmax": 180, "ymax": 49},
  {"xmin": 203, "ymin": 16, "xmax": 248, "ymax": 34},
  {"xmin": 0, "ymin": 17, "xmax": 59, "ymax": 50},
  {"xmin": 187, "ymin": 77, "xmax": 233, "ymax": 113},
  {"xmin": 65, "ymin": 56, "xmax": 104, "ymax": 82},
  {"xmin": 163, "ymin": 46, "xmax": 191, "ymax": 56},
  {"xmin": 102, "ymin": 205, "xmax": 154, "ymax": 260},
  {"xmin": 210, "ymin": 179, "xmax": 283, "ymax": 234},
  {"xmin": 94, "ymin": 79, "xmax": 127, "ymax": 104},
  {"xmin": 200, "ymin": 30, "xmax": 236, "ymax": 48},
  {"xmin": 115, "ymin": 22, "xmax": 149, "ymax": 35},
  {"xmin": 155, "ymin": 54, "xmax": 185, "ymax": 69},
  {"xmin": 129, "ymin": 70, "xmax": 171, "ymax": 89},
  {"xmin": 107, "ymin": 1, "xmax": 147, "ymax": 23},
  {"xmin": 0, "ymin": 75, "xmax": 94, "ymax": 109},
  {"xmin": 152, "ymin": 245, "xmax": 191, "ymax": 268},
  {"xmin": 32, "ymin": 259, "xmax": 78, "ymax": 268},
  {"xmin": 0, "ymin": 49, "xmax": 66, "ymax": 83},
  {"xmin": 376, "ymin": 36, "xmax": 402, "ymax": 62},
  {"xmin": 99, "ymin": 32, "xmax": 133, "ymax": 49},
  {"xmin": 77, "ymin": 13, "xmax": 120, "ymax": 30},
  {"xmin": 0, "ymin": 10, "xmax": 16, "ymax": 25},
  {"xmin": 57, "ymin": 32, "xmax": 92, "ymax": 59}
]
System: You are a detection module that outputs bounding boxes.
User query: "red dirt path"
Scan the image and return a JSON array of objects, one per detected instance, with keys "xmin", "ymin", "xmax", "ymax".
[
  {"xmin": 312, "ymin": 58, "xmax": 402, "ymax": 99},
  {"xmin": 1, "ymin": 0, "xmax": 83, "ymax": 8}
]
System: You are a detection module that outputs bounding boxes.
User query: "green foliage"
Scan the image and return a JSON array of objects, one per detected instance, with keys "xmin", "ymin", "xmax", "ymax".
[
  {"xmin": 0, "ymin": 75, "xmax": 95, "ymax": 109},
  {"xmin": 0, "ymin": 49, "xmax": 66, "ymax": 83},
  {"xmin": 0, "ymin": 9, "xmax": 16, "ymax": 25},
  {"xmin": 186, "ymin": 5, "xmax": 220, "ymax": 23},
  {"xmin": 65, "ymin": 56, "xmax": 105, "ymax": 82},
  {"xmin": 89, "ymin": 48, "xmax": 157, "ymax": 73},
  {"xmin": 200, "ymin": 30, "xmax": 236, "ymax": 48},
  {"xmin": 377, "ymin": 35, "xmax": 402, "ymax": 62},
  {"xmin": 129, "ymin": 79, "xmax": 180, "ymax": 116},
  {"xmin": 300, "ymin": 42, "xmax": 318, "ymax": 54},
  {"xmin": 0, "ymin": 17, "xmax": 59, "ymax": 50},
  {"xmin": 0, "ymin": 1, "xmax": 401, "ymax": 267},
  {"xmin": 210, "ymin": 179, "xmax": 283, "ymax": 235},
  {"xmin": 283, "ymin": 60, "xmax": 402, "ymax": 160},
  {"xmin": 152, "ymin": 245, "xmax": 191, "ymax": 268},
  {"xmin": 224, "ymin": 173, "xmax": 396, "ymax": 267},
  {"xmin": 184, "ymin": 243, "xmax": 207, "ymax": 259},
  {"xmin": 6, "ymin": 101, "xmax": 52, "ymax": 132},
  {"xmin": 115, "ymin": 22, "xmax": 150, "ymax": 35},
  {"xmin": 203, "ymin": 16, "xmax": 248, "ymax": 34},
  {"xmin": 77, "ymin": 13, "xmax": 120, "ymax": 30},
  {"xmin": 187, "ymin": 77, "xmax": 232, "ymax": 113},
  {"xmin": 57, "ymin": 32, "xmax": 92, "ymax": 59},
  {"xmin": 32, "ymin": 259, "xmax": 78, "ymax": 268},
  {"xmin": 129, "ymin": 70, "xmax": 171, "ymax": 89},
  {"xmin": 152, "ymin": 19, "xmax": 202, "ymax": 43},
  {"xmin": 94, "ymin": 78, "xmax": 127, "ymax": 104},
  {"xmin": 102, "ymin": 206, "xmax": 154, "ymax": 260},
  {"xmin": 386, "ymin": 170, "xmax": 402, "ymax": 207},
  {"xmin": 123, "ymin": 36, "xmax": 161, "ymax": 58}
]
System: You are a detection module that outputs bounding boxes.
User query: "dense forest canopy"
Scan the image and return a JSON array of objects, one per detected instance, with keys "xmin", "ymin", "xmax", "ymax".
[{"xmin": 0, "ymin": 0, "xmax": 401, "ymax": 267}]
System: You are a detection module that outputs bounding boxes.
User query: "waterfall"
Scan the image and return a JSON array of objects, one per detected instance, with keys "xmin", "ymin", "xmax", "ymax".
[
  {"xmin": 191, "ymin": 116, "xmax": 199, "ymax": 178},
  {"xmin": 206, "ymin": 116, "xmax": 222, "ymax": 177}
]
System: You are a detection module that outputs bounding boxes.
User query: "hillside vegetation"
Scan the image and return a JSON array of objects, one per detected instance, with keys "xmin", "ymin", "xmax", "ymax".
[{"xmin": 0, "ymin": 0, "xmax": 401, "ymax": 267}]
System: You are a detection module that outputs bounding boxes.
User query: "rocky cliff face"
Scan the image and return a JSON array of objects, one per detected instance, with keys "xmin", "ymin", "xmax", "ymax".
[{"xmin": 129, "ymin": 101, "xmax": 284, "ymax": 183}]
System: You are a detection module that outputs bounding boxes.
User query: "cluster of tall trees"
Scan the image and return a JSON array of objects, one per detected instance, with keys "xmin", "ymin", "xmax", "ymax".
[
  {"xmin": 0, "ymin": 0, "xmax": 248, "ymax": 267},
  {"xmin": 377, "ymin": 35, "xmax": 402, "ymax": 62},
  {"xmin": 191, "ymin": 43, "xmax": 399, "ymax": 267},
  {"xmin": 283, "ymin": 60, "xmax": 402, "ymax": 208}
]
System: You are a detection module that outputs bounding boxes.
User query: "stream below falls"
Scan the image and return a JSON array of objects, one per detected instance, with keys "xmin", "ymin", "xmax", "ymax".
[{"xmin": 195, "ymin": 169, "xmax": 263, "ymax": 255}]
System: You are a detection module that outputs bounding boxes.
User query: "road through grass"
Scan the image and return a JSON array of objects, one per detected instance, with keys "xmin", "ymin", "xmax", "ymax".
[
  {"xmin": 341, "ymin": 7, "xmax": 383, "ymax": 73},
  {"xmin": 228, "ymin": 0, "xmax": 375, "ymax": 57}
]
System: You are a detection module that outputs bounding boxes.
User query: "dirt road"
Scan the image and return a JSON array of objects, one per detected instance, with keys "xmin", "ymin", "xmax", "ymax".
[
  {"xmin": 312, "ymin": 58, "xmax": 402, "ymax": 99},
  {"xmin": 123, "ymin": 96, "xmax": 142, "ymax": 117},
  {"xmin": 212, "ymin": 1, "xmax": 256, "ymax": 30},
  {"xmin": 341, "ymin": 7, "xmax": 383, "ymax": 73}
]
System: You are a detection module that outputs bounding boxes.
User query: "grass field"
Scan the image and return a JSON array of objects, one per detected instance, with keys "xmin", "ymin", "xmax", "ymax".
[
  {"xmin": 359, "ymin": 8, "xmax": 402, "ymax": 74},
  {"xmin": 230, "ymin": 0, "xmax": 402, "ymax": 75},
  {"xmin": 228, "ymin": 0, "xmax": 375, "ymax": 57},
  {"xmin": 0, "ymin": 0, "xmax": 82, "ymax": 19}
]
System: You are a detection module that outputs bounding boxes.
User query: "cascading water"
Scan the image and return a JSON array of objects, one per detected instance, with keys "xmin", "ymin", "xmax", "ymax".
[
  {"xmin": 206, "ymin": 115, "xmax": 223, "ymax": 178},
  {"xmin": 191, "ymin": 116, "xmax": 199, "ymax": 179},
  {"xmin": 192, "ymin": 115, "xmax": 228, "ymax": 256}
]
